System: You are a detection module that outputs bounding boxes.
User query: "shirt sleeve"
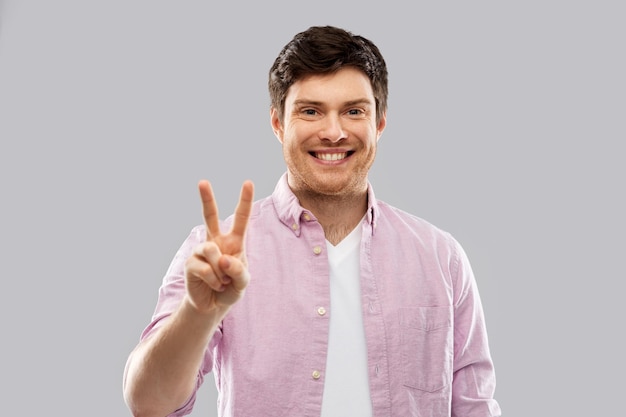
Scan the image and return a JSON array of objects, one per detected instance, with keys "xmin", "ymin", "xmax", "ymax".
[
  {"xmin": 139, "ymin": 225, "xmax": 222, "ymax": 417},
  {"xmin": 450, "ymin": 238, "xmax": 502, "ymax": 417}
]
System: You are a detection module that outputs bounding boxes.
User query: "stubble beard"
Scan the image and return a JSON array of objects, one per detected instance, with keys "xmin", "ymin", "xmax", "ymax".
[
  {"xmin": 284, "ymin": 141, "xmax": 376, "ymax": 205},
  {"xmin": 287, "ymin": 160, "xmax": 373, "ymax": 206}
]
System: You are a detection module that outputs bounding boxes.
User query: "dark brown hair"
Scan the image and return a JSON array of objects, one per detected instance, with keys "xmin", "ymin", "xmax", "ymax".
[{"xmin": 269, "ymin": 26, "xmax": 388, "ymax": 123}]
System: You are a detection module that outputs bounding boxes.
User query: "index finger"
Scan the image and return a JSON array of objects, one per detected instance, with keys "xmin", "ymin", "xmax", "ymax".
[
  {"xmin": 198, "ymin": 180, "xmax": 221, "ymax": 240},
  {"xmin": 230, "ymin": 180, "xmax": 254, "ymax": 238}
]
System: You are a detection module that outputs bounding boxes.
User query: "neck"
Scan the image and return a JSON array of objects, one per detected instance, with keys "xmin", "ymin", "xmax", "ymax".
[{"xmin": 294, "ymin": 187, "xmax": 368, "ymax": 246}]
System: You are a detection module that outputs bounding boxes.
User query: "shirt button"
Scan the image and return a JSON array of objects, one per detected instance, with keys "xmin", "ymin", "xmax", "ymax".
[
  {"xmin": 312, "ymin": 370, "xmax": 321, "ymax": 380},
  {"xmin": 303, "ymin": 213, "xmax": 311, "ymax": 221},
  {"xmin": 317, "ymin": 307, "xmax": 326, "ymax": 316},
  {"xmin": 291, "ymin": 223, "xmax": 298, "ymax": 231},
  {"xmin": 313, "ymin": 246, "xmax": 322, "ymax": 255}
]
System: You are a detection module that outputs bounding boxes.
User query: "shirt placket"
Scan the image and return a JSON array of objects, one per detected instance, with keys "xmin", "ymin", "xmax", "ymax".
[
  {"xmin": 360, "ymin": 220, "xmax": 392, "ymax": 416},
  {"xmin": 296, "ymin": 212, "xmax": 331, "ymax": 417}
]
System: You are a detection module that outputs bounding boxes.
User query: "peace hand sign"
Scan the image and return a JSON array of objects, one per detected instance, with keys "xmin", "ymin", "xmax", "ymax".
[{"xmin": 185, "ymin": 180, "xmax": 254, "ymax": 313}]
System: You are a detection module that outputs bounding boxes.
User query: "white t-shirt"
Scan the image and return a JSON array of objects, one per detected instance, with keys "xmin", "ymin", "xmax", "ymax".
[{"xmin": 321, "ymin": 224, "xmax": 372, "ymax": 417}]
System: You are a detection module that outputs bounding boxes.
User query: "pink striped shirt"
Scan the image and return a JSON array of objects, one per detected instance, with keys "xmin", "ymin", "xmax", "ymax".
[{"xmin": 142, "ymin": 173, "xmax": 501, "ymax": 416}]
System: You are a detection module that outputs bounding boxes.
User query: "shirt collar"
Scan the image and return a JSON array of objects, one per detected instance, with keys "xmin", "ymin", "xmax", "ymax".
[{"xmin": 271, "ymin": 172, "xmax": 379, "ymax": 237}]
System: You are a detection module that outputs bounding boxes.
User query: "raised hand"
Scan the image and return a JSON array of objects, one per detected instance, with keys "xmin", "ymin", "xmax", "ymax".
[{"xmin": 185, "ymin": 180, "xmax": 254, "ymax": 313}]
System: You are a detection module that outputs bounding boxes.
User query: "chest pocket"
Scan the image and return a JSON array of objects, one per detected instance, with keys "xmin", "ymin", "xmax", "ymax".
[{"xmin": 399, "ymin": 306, "xmax": 454, "ymax": 392}]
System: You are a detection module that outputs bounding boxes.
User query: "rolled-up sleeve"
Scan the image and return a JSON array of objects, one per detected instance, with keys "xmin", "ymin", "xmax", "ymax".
[
  {"xmin": 451, "ymin": 240, "xmax": 501, "ymax": 417},
  {"xmin": 139, "ymin": 225, "xmax": 222, "ymax": 417}
]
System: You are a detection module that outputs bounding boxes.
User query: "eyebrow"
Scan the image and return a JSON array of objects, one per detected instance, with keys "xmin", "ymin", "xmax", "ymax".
[{"xmin": 293, "ymin": 98, "xmax": 374, "ymax": 107}]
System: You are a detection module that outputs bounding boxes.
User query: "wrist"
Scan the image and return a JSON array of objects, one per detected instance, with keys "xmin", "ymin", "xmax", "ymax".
[{"xmin": 181, "ymin": 295, "xmax": 231, "ymax": 322}]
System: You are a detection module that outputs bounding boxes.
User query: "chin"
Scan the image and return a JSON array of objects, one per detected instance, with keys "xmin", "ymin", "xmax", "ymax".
[{"xmin": 311, "ymin": 177, "xmax": 364, "ymax": 197}]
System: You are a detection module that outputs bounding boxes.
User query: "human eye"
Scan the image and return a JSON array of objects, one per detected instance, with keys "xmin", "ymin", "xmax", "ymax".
[
  {"xmin": 346, "ymin": 108, "xmax": 366, "ymax": 118},
  {"xmin": 299, "ymin": 107, "xmax": 321, "ymax": 119}
]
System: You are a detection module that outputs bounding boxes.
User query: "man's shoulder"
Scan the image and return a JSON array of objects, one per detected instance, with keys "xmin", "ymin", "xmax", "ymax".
[
  {"xmin": 250, "ymin": 194, "xmax": 276, "ymax": 217},
  {"xmin": 376, "ymin": 200, "xmax": 440, "ymax": 228},
  {"xmin": 375, "ymin": 200, "xmax": 456, "ymax": 243},
  {"xmin": 221, "ymin": 194, "xmax": 275, "ymax": 224}
]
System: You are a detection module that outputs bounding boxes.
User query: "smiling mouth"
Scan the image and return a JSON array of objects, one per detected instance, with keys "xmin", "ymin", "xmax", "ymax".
[{"xmin": 311, "ymin": 151, "xmax": 354, "ymax": 161}]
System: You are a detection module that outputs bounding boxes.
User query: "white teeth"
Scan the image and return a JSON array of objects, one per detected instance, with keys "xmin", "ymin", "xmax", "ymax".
[{"xmin": 315, "ymin": 152, "xmax": 348, "ymax": 161}]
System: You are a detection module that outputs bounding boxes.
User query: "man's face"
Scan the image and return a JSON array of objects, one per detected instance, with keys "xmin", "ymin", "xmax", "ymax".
[{"xmin": 271, "ymin": 67, "xmax": 386, "ymax": 198}]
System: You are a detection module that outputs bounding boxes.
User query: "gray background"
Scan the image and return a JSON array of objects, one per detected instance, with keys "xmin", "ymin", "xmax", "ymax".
[{"xmin": 1, "ymin": 1, "xmax": 624, "ymax": 416}]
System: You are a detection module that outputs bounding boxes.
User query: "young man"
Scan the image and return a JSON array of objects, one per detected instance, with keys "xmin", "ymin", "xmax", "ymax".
[{"xmin": 124, "ymin": 26, "xmax": 501, "ymax": 417}]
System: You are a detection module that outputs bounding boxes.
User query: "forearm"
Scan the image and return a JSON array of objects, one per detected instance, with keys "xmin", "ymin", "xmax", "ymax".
[{"xmin": 123, "ymin": 297, "xmax": 227, "ymax": 417}]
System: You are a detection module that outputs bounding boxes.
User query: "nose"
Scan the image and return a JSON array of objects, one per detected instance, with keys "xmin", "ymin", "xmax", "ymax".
[{"xmin": 319, "ymin": 113, "xmax": 347, "ymax": 143}]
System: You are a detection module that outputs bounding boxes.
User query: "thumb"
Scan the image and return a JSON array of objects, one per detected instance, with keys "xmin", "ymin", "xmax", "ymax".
[{"xmin": 219, "ymin": 255, "xmax": 250, "ymax": 291}]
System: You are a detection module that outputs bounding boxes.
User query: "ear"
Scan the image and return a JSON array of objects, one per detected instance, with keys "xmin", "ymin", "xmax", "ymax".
[
  {"xmin": 270, "ymin": 107, "xmax": 284, "ymax": 144},
  {"xmin": 376, "ymin": 111, "xmax": 387, "ymax": 141}
]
